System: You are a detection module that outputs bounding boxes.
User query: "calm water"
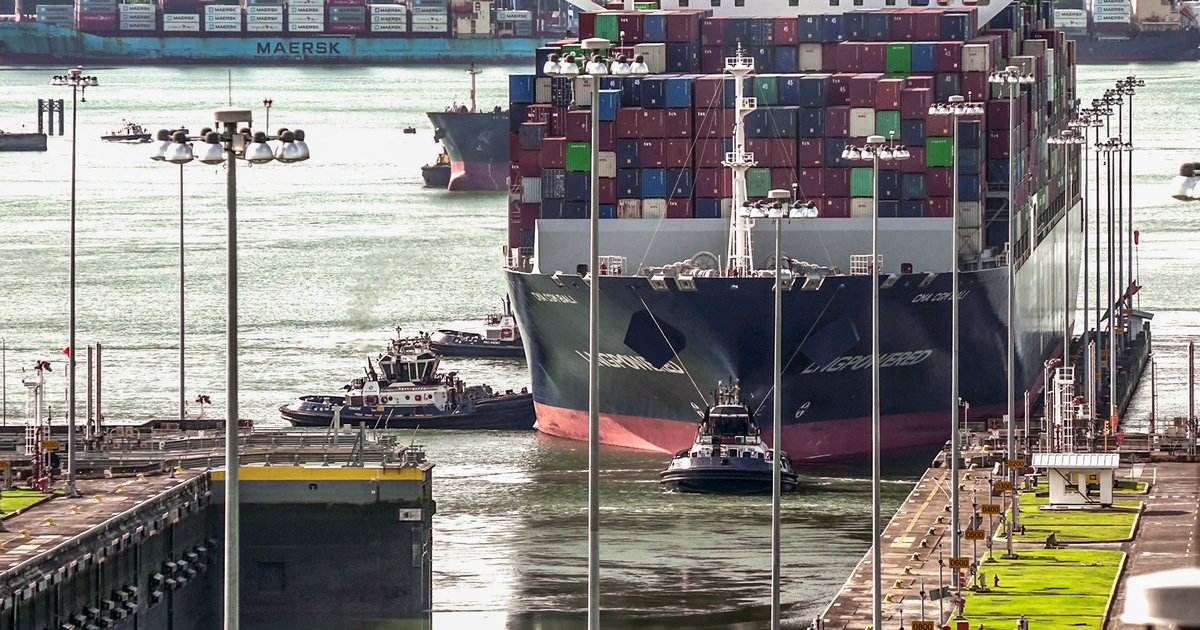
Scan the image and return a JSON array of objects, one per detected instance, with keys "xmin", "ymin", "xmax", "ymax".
[{"xmin": 0, "ymin": 62, "xmax": 1195, "ymax": 628}]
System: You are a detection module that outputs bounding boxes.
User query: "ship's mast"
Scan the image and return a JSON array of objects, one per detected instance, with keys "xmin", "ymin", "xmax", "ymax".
[
  {"xmin": 468, "ymin": 63, "xmax": 481, "ymax": 113},
  {"xmin": 723, "ymin": 46, "xmax": 757, "ymax": 277}
]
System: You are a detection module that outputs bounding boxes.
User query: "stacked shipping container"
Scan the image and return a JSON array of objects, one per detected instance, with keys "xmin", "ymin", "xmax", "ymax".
[{"xmin": 506, "ymin": 5, "xmax": 1077, "ymax": 260}]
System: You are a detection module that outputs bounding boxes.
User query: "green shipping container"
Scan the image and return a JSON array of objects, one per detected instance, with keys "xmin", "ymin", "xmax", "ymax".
[
  {"xmin": 875, "ymin": 111, "xmax": 901, "ymax": 140},
  {"xmin": 566, "ymin": 142, "xmax": 592, "ymax": 172},
  {"xmin": 926, "ymin": 137, "xmax": 953, "ymax": 167},
  {"xmin": 633, "ymin": 1, "xmax": 659, "ymax": 8},
  {"xmin": 886, "ymin": 43, "xmax": 911, "ymax": 74},
  {"xmin": 753, "ymin": 75, "xmax": 779, "ymax": 106},
  {"xmin": 850, "ymin": 167, "xmax": 874, "ymax": 197},
  {"xmin": 594, "ymin": 14, "xmax": 619, "ymax": 43},
  {"xmin": 747, "ymin": 168, "xmax": 772, "ymax": 198}
]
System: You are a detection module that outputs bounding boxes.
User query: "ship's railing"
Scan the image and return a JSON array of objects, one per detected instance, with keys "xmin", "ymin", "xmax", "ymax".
[{"xmin": 849, "ymin": 254, "xmax": 882, "ymax": 276}]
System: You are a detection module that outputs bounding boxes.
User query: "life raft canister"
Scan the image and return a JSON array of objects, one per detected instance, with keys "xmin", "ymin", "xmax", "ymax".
[{"xmin": 364, "ymin": 395, "xmax": 378, "ymax": 405}]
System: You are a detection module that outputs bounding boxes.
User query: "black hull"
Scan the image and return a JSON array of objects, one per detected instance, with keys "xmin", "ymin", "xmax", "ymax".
[
  {"xmin": 428, "ymin": 329, "xmax": 525, "ymax": 358},
  {"xmin": 280, "ymin": 393, "xmax": 536, "ymax": 430},
  {"xmin": 426, "ymin": 110, "xmax": 508, "ymax": 191},
  {"xmin": 421, "ymin": 164, "xmax": 451, "ymax": 188},
  {"xmin": 1069, "ymin": 29, "xmax": 1200, "ymax": 62},
  {"xmin": 660, "ymin": 466, "xmax": 799, "ymax": 495}
]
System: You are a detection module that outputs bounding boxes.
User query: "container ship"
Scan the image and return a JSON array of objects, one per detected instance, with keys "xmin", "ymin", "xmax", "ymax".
[
  {"xmin": 502, "ymin": 2, "xmax": 1085, "ymax": 462},
  {"xmin": 0, "ymin": 0, "xmax": 553, "ymax": 63},
  {"xmin": 427, "ymin": 64, "xmax": 511, "ymax": 191},
  {"xmin": 1053, "ymin": 0, "xmax": 1200, "ymax": 62}
]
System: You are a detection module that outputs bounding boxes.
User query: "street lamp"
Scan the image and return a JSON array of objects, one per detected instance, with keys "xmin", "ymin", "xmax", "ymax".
[
  {"xmin": 1069, "ymin": 110, "xmax": 1102, "ymax": 420},
  {"xmin": 1115, "ymin": 77, "xmax": 1143, "ymax": 334},
  {"xmin": 545, "ymin": 36, "xmax": 621, "ymax": 630},
  {"xmin": 1094, "ymin": 136, "xmax": 1130, "ymax": 447},
  {"xmin": 1048, "ymin": 129, "xmax": 1085, "ymax": 368},
  {"xmin": 927, "ymin": 95, "xmax": 983, "ymax": 570},
  {"xmin": 744, "ymin": 190, "xmax": 818, "ymax": 629},
  {"xmin": 150, "ymin": 129, "xmax": 190, "ymax": 425},
  {"xmin": 263, "ymin": 98, "xmax": 273, "ymax": 135},
  {"xmin": 152, "ymin": 111, "xmax": 309, "ymax": 630},
  {"xmin": 842, "ymin": 133, "xmax": 910, "ymax": 630},
  {"xmin": 50, "ymin": 66, "xmax": 99, "ymax": 499},
  {"xmin": 987, "ymin": 65, "xmax": 1034, "ymax": 547}
]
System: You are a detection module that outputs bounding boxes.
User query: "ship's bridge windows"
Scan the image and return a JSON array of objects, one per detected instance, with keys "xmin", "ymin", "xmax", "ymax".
[
  {"xmin": 789, "ymin": 0, "xmax": 799, "ymax": 5},
  {"xmin": 679, "ymin": 0, "xmax": 688, "ymax": 5},
  {"xmin": 908, "ymin": 0, "xmax": 930, "ymax": 5},
  {"xmin": 829, "ymin": 0, "xmax": 840, "ymax": 6},
  {"xmin": 885, "ymin": 0, "xmax": 897, "ymax": 5},
  {"xmin": 710, "ymin": 0, "xmax": 719, "ymax": 6},
  {"xmin": 853, "ymin": 0, "xmax": 865, "ymax": 6}
]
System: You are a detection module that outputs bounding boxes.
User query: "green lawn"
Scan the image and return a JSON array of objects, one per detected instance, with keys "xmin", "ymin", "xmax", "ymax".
[
  {"xmin": 1008, "ymin": 484, "xmax": 1141, "ymax": 543},
  {"xmin": 964, "ymin": 548, "xmax": 1123, "ymax": 628},
  {"xmin": 0, "ymin": 488, "xmax": 53, "ymax": 517}
]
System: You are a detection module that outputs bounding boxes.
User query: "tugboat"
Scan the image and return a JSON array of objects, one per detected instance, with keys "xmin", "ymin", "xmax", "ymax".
[
  {"xmin": 428, "ymin": 296, "xmax": 524, "ymax": 358},
  {"xmin": 421, "ymin": 149, "xmax": 452, "ymax": 188},
  {"xmin": 100, "ymin": 120, "xmax": 152, "ymax": 143},
  {"xmin": 660, "ymin": 382, "xmax": 799, "ymax": 494},
  {"xmin": 280, "ymin": 331, "xmax": 535, "ymax": 430}
]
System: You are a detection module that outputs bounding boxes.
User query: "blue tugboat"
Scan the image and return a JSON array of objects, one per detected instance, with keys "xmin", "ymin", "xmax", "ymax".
[
  {"xmin": 428, "ymin": 297, "xmax": 524, "ymax": 359},
  {"xmin": 280, "ymin": 332, "xmax": 534, "ymax": 430},
  {"xmin": 660, "ymin": 383, "xmax": 799, "ymax": 494}
]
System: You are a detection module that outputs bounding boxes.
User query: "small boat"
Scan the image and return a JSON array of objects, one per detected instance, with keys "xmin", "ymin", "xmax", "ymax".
[
  {"xmin": 402, "ymin": 126, "xmax": 417, "ymax": 134},
  {"xmin": 660, "ymin": 382, "xmax": 799, "ymax": 494},
  {"xmin": 280, "ymin": 331, "xmax": 535, "ymax": 430},
  {"xmin": 428, "ymin": 296, "xmax": 524, "ymax": 358},
  {"xmin": 100, "ymin": 120, "xmax": 152, "ymax": 143},
  {"xmin": 421, "ymin": 149, "xmax": 451, "ymax": 188}
]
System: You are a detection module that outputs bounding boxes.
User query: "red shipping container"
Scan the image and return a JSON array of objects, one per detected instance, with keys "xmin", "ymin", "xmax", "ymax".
[
  {"xmin": 701, "ymin": 16, "xmax": 726, "ymax": 46},
  {"xmin": 599, "ymin": 178, "xmax": 617, "ymax": 204},
  {"xmin": 747, "ymin": 138, "xmax": 771, "ymax": 165},
  {"xmin": 987, "ymin": 99, "xmax": 1016, "ymax": 130},
  {"xmin": 798, "ymin": 138, "xmax": 823, "ymax": 167},
  {"xmin": 519, "ymin": 149, "xmax": 539, "ymax": 171},
  {"xmin": 549, "ymin": 106, "xmax": 568, "ymax": 137},
  {"xmin": 694, "ymin": 76, "xmax": 724, "ymax": 107},
  {"xmin": 525, "ymin": 104, "xmax": 552, "ymax": 124},
  {"xmin": 329, "ymin": 24, "xmax": 367, "ymax": 34},
  {"xmin": 913, "ymin": 10, "xmax": 942, "ymax": 40},
  {"xmin": 666, "ymin": 11, "xmax": 700, "ymax": 43},
  {"xmin": 768, "ymin": 138, "xmax": 796, "ymax": 168},
  {"xmin": 835, "ymin": 42, "xmax": 862, "ymax": 72},
  {"xmin": 900, "ymin": 88, "xmax": 932, "ymax": 119},
  {"xmin": 518, "ymin": 201, "xmax": 540, "ymax": 221},
  {"xmin": 541, "ymin": 137, "xmax": 567, "ymax": 169},
  {"xmin": 821, "ymin": 197, "xmax": 851, "ymax": 218},
  {"xmin": 774, "ymin": 16, "xmax": 799, "ymax": 45},
  {"xmin": 904, "ymin": 76, "xmax": 934, "ymax": 90},
  {"xmin": 771, "ymin": 168, "xmax": 795, "ymax": 190},
  {"xmin": 849, "ymin": 73, "xmax": 881, "ymax": 108},
  {"xmin": 926, "ymin": 197, "xmax": 953, "ymax": 217},
  {"xmin": 579, "ymin": 12, "xmax": 597, "ymax": 39},
  {"xmin": 509, "ymin": 132, "xmax": 521, "ymax": 157},
  {"xmin": 666, "ymin": 198, "xmax": 693, "ymax": 218},
  {"xmin": 984, "ymin": 28, "xmax": 1012, "ymax": 60},
  {"xmin": 599, "ymin": 121, "xmax": 616, "ymax": 151},
  {"xmin": 616, "ymin": 107, "xmax": 641, "ymax": 138},
  {"xmin": 617, "ymin": 12, "xmax": 644, "ymax": 43},
  {"xmin": 861, "ymin": 43, "xmax": 888, "ymax": 72},
  {"xmin": 830, "ymin": 74, "xmax": 854, "ymax": 107},
  {"xmin": 961, "ymin": 72, "xmax": 988, "ymax": 102},
  {"xmin": 665, "ymin": 139, "xmax": 692, "ymax": 168},
  {"xmin": 639, "ymin": 139, "xmax": 666, "ymax": 168},
  {"xmin": 926, "ymin": 114, "xmax": 952, "ymax": 136},
  {"xmin": 565, "ymin": 110, "xmax": 592, "ymax": 142},
  {"xmin": 825, "ymin": 106, "xmax": 850, "ymax": 137},
  {"xmin": 934, "ymin": 42, "xmax": 963, "ymax": 72},
  {"xmin": 695, "ymin": 138, "xmax": 728, "ymax": 168},
  {"xmin": 875, "ymin": 78, "xmax": 904, "ymax": 110},
  {"xmin": 639, "ymin": 109, "xmax": 666, "ymax": 138},
  {"xmin": 701, "ymin": 46, "xmax": 725, "ymax": 73},
  {"xmin": 694, "ymin": 167, "xmax": 732, "ymax": 197},
  {"xmin": 987, "ymin": 131, "xmax": 1010, "ymax": 159},
  {"xmin": 890, "ymin": 13, "xmax": 915, "ymax": 41},
  {"xmin": 797, "ymin": 168, "xmax": 823, "ymax": 197},
  {"xmin": 664, "ymin": 108, "xmax": 692, "ymax": 138},
  {"xmin": 901, "ymin": 147, "xmax": 926, "ymax": 173},
  {"xmin": 826, "ymin": 167, "xmax": 850, "ymax": 196},
  {"xmin": 926, "ymin": 168, "xmax": 953, "ymax": 196},
  {"xmin": 694, "ymin": 108, "xmax": 732, "ymax": 138}
]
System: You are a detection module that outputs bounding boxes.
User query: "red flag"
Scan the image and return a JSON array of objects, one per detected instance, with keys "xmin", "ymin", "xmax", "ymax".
[{"xmin": 62, "ymin": 346, "xmax": 70, "ymax": 356}]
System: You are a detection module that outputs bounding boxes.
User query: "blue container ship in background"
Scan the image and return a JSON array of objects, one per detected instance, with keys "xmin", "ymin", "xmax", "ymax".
[{"xmin": 501, "ymin": 0, "xmax": 1086, "ymax": 463}]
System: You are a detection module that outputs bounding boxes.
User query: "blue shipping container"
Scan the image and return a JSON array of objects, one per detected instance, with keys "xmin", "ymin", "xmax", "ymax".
[
  {"xmin": 599, "ymin": 204, "xmax": 617, "ymax": 219},
  {"xmin": 899, "ymin": 200, "xmax": 924, "ymax": 217},
  {"xmin": 799, "ymin": 108, "xmax": 825, "ymax": 137},
  {"xmin": 566, "ymin": 171, "xmax": 591, "ymax": 202},
  {"xmin": 773, "ymin": 45, "xmax": 799, "ymax": 74},
  {"xmin": 878, "ymin": 200, "xmax": 900, "ymax": 217},
  {"xmin": 665, "ymin": 76, "xmax": 694, "ymax": 108},
  {"xmin": 510, "ymin": 74, "xmax": 535, "ymax": 104},
  {"xmin": 959, "ymin": 120, "xmax": 982, "ymax": 149},
  {"xmin": 824, "ymin": 137, "xmax": 848, "ymax": 167},
  {"xmin": 799, "ymin": 15, "xmax": 821, "ymax": 42},
  {"xmin": 822, "ymin": 15, "xmax": 844, "ymax": 43},
  {"xmin": 519, "ymin": 122, "xmax": 546, "ymax": 151},
  {"xmin": 722, "ymin": 77, "xmax": 750, "ymax": 108},
  {"xmin": 695, "ymin": 197, "xmax": 723, "ymax": 219},
  {"xmin": 777, "ymin": 75, "xmax": 803, "ymax": 106},
  {"xmin": 535, "ymin": 47, "xmax": 558, "ymax": 77},
  {"xmin": 509, "ymin": 103, "xmax": 529, "ymax": 133},
  {"xmin": 901, "ymin": 173, "xmax": 926, "ymax": 200},
  {"xmin": 911, "ymin": 42, "xmax": 936, "ymax": 72},
  {"xmin": 618, "ymin": 169, "xmax": 640, "ymax": 197},
  {"xmin": 666, "ymin": 43, "xmax": 698, "ymax": 72},
  {"xmin": 644, "ymin": 12, "xmax": 666, "ymax": 42},
  {"xmin": 798, "ymin": 74, "xmax": 832, "ymax": 108},
  {"xmin": 864, "ymin": 11, "xmax": 891, "ymax": 41},
  {"xmin": 667, "ymin": 168, "xmax": 693, "ymax": 198},
  {"xmin": 617, "ymin": 139, "xmax": 640, "ymax": 168},
  {"xmin": 621, "ymin": 77, "xmax": 644, "ymax": 107},
  {"xmin": 842, "ymin": 11, "xmax": 866, "ymax": 39},
  {"xmin": 745, "ymin": 107, "xmax": 798, "ymax": 138},
  {"xmin": 901, "ymin": 119, "xmax": 925, "ymax": 147},
  {"xmin": 542, "ymin": 198, "xmax": 565, "ymax": 219},
  {"xmin": 940, "ymin": 12, "xmax": 971, "ymax": 41},
  {"xmin": 550, "ymin": 76, "xmax": 573, "ymax": 107},
  {"xmin": 959, "ymin": 149, "xmax": 981, "ymax": 175},
  {"xmin": 563, "ymin": 201, "xmax": 589, "ymax": 219},
  {"xmin": 958, "ymin": 174, "xmax": 981, "ymax": 201},
  {"xmin": 542, "ymin": 169, "xmax": 566, "ymax": 199},
  {"xmin": 641, "ymin": 168, "xmax": 667, "ymax": 198},
  {"xmin": 878, "ymin": 170, "xmax": 901, "ymax": 199},
  {"xmin": 641, "ymin": 77, "xmax": 668, "ymax": 109},
  {"xmin": 599, "ymin": 89, "xmax": 621, "ymax": 122},
  {"xmin": 935, "ymin": 73, "xmax": 961, "ymax": 102}
]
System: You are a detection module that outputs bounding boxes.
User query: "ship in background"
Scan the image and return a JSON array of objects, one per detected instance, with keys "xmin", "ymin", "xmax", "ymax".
[
  {"xmin": 427, "ymin": 64, "xmax": 510, "ymax": 191},
  {"xmin": 0, "ymin": 0, "xmax": 577, "ymax": 63},
  {"xmin": 502, "ymin": 1, "xmax": 1086, "ymax": 462},
  {"xmin": 1053, "ymin": 0, "xmax": 1200, "ymax": 62}
]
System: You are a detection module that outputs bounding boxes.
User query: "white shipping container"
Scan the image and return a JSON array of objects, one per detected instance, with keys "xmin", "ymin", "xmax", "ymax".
[
  {"xmin": 961, "ymin": 43, "xmax": 990, "ymax": 72},
  {"xmin": 370, "ymin": 14, "xmax": 406, "ymax": 22},
  {"xmin": 642, "ymin": 199, "xmax": 666, "ymax": 219},
  {"xmin": 369, "ymin": 22, "xmax": 408, "ymax": 30},
  {"xmin": 632, "ymin": 42, "xmax": 666, "ymax": 73},
  {"xmin": 162, "ymin": 22, "xmax": 200, "ymax": 30},
  {"xmin": 205, "ymin": 5, "xmax": 240, "ymax": 12},
  {"xmin": 1093, "ymin": 12, "xmax": 1131, "ymax": 21},
  {"xmin": 285, "ymin": 0, "xmax": 325, "ymax": 5},
  {"xmin": 246, "ymin": 21, "xmax": 284, "ymax": 30},
  {"xmin": 119, "ymin": 22, "xmax": 156, "ymax": 29},
  {"xmin": 368, "ymin": 4, "xmax": 406, "ymax": 12},
  {"xmin": 247, "ymin": 6, "xmax": 283, "ymax": 13},
  {"xmin": 494, "ymin": 9, "xmax": 530, "ymax": 20},
  {"xmin": 411, "ymin": 5, "xmax": 446, "ymax": 13},
  {"xmin": 162, "ymin": 13, "xmax": 200, "ymax": 21},
  {"xmin": 287, "ymin": 14, "xmax": 322, "ymax": 22},
  {"xmin": 572, "ymin": 75, "xmax": 595, "ymax": 107},
  {"xmin": 1054, "ymin": 8, "xmax": 1087, "ymax": 17},
  {"xmin": 410, "ymin": 14, "xmax": 447, "ymax": 23},
  {"xmin": 204, "ymin": 22, "xmax": 242, "ymax": 30},
  {"xmin": 798, "ymin": 43, "xmax": 822, "ymax": 71},
  {"xmin": 1055, "ymin": 17, "xmax": 1087, "ymax": 27},
  {"xmin": 288, "ymin": 6, "xmax": 323, "ymax": 13},
  {"xmin": 1093, "ymin": 0, "xmax": 1129, "ymax": 5},
  {"xmin": 535, "ymin": 76, "xmax": 552, "ymax": 103},
  {"xmin": 617, "ymin": 199, "xmax": 641, "ymax": 219},
  {"xmin": 118, "ymin": 16, "xmax": 154, "ymax": 22},
  {"xmin": 598, "ymin": 152, "xmax": 616, "ymax": 179},
  {"xmin": 849, "ymin": 107, "xmax": 875, "ymax": 137},
  {"xmin": 412, "ymin": 22, "xmax": 447, "ymax": 31},
  {"xmin": 247, "ymin": 15, "xmax": 283, "ymax": 21},
  {"xmin": 118, "ymin": 5, "xmax": 154, "ymax": 13},
  {"xmin": 288, "ymin": 21, "xmax": 324, "ymax": 30},
  {"xmin": 850, "ymin": 198, "xmax": 872, "ymax": 218},
  {"xmin": 206, "ymin": 14, "xmax": 241, "ymax": 22},
  {"xmin": 521, "ymin": 177, "xmax": 542, "ymax": 204}
]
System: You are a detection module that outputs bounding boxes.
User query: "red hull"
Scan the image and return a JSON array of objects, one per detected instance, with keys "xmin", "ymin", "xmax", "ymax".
[{"xmin": 447, "ymin": 160, "xmax": 508, "ymax": 192}]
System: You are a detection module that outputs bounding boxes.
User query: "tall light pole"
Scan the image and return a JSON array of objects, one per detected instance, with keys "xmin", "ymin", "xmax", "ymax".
[
  {"xmin": 1116, "ymin": 77, "xmax": 1143, "ymax": 327},
  {"xmin": 1095, "ymin": 136, "xmax": 1129, "ymax": 442},
  {"xmin": 263, "ymin": 98, "xmax": 273, "ymax": 134},
  {"xmin": 1069, "ymin": 110, "xmax": 1100, "ymax": 416},
  {"xmin": 842, "ymin": 134, "xmax": 910, "ymax": 630},
  {"xmin": 150, "ymin": 128, "xmax": 189, "ymax": 424},
  {"xmin": 987, "ymin": 65, "xmax": 1033, "ymax": 538},
  {"xmin": 928, "ymin": 95, "xmax": 983, "ymax": 570},
  {"xmin": 746, "ymin": 191, "xmax": 817, "ymax": 629},
  {"xmin": 153, "ymin": 114, "xmax": 309, "ymax": 630},
  {"xmin": 50, "ymin": 66, "xmax": 98, "ymax": 499},
  {"xmin": 1049, "ymin": 129, "xmax": 1085, "ymax": 367}
]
